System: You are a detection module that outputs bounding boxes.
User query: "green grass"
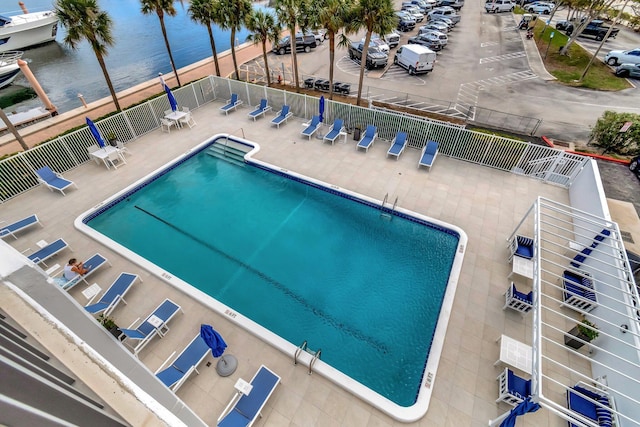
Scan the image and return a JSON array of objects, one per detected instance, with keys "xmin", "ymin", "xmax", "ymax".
[{"xmin": 529, "ymin": 20, "xmax": 632, "ymax": 90}]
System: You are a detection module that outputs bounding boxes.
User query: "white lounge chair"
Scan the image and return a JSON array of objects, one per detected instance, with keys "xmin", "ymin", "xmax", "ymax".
[
  {"xmin": 85, "ymin": 272, "xmax": 139, "ymax": 316},
  {"xmin": 155, "ymin": 334, "xmax": 211, "ymax": 392},
  {"xmin": 387, "ymin": 132, "xmax": 408, "ymax": 159},
  {"xmin": 220, "ymin": 94, "xmax": 242, "ymax": 115},
  {"xmin": 1, "ymin": 214, "xmax": 42, "ymax": 240},
  {"xmin": 55, "ymin": 252, "xmax": 112, "ymax": 291},
  {"xmin": 356, "ymin": 125, "xmax": 377, "ymax": 152},
  {"xmin": 323, "ymin": 119, "xmax": 346, "ymax": 145},
  {"xmin": 120, "ymin": 298, "xmax": 182, "ymax": 357},
  {"xmin": 247, "ymin": 99, "xmax": 271, "ymax": 121},
  {"xmin": 27, "ymin": 238, "xmax": 69, "ymax": 267},
  {"xmin": 271, "ymin": 105, "xmax": 292, "ymax": 128},
  {"xmin": 301, "ymin": 115, "xmax": 321, "ymax": 140},
  {"xmin": 217, "ymin": 365, "xmax": 281, "ymax": 427},
  {"xmin": 496, "ymin": 368, "xmax": 531, "ymax": 406},
  {"xmin": 418, "ymin": 140, "xmax": 439, "ymax": 170},
  {"xmin": 35, "ymin": 166, "xmax": 77, "ymax": 195}
]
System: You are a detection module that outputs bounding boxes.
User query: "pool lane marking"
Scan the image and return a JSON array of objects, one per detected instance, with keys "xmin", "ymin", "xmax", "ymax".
[{"xmin": 133, "ymin": 204, "xmax": 389, "ymax": 354}]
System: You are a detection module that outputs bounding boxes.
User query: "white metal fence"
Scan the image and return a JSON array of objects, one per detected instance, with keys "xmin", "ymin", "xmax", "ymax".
[{"xmin": 0, "ymin": 76, "xmax": 588, "ymax": 202}]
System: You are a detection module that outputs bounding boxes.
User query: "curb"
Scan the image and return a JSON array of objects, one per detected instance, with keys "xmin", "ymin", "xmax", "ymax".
[{"xmin": 566, "ymin": 150, "xmax": 631, "ymax": 165}]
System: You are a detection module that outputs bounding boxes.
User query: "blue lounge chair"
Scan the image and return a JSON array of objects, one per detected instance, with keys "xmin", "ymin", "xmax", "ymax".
[
  {"xmin": 418, "ymin": 140, "xmax": 439, "ymax": 169},
  {"xmin": 155, "ymin": 334, "xmax": 211, "ymax": 392},
  {"xmin": 387, "ymin": 132, "xmax": 407, "ymax": 159},
  {"xmin": 356, "ymin": 125, "xmax": 377, "ymax": 152},
  {"xmin": 247, "ymin": 99, "xmax": 271, "ymax": 121},
  {"xmin": 323, "ymin": 119, "xmax": 345, "ymax": 145},
  {"xmin": 496, "ymin": 368, "xmax": 531, "ymax": 406},
  {"xmin": 571, "ymin": 247, "xmax": 593, "ymax": 268},
  {"xmin": 56, "ymin": 253, "xmax": 112, "ymax": 291},
  {"xmin": 120, "ymin": 298, "xmax": 182, "ymax": 357},
  {"xmin": 270, "ymin": 105, "xmax": 292, "ymax": 128},
  {"xmin": 567, "ymin": 382, "xmax": 616, "ymax": 427},
  {"xmin": 1, "ymin": 214, "xmax": 42, "ymax": 240},
  {"xmin": 301, "ymin": 115, "xmax": 321, "ymax": 140},
  {"xmin": 217, "ymin": 365, "xmax": 281, "ymax": 427},
  {"xmin": 35, "ymin": 166, "xmax": 77, "ymax": 195},
  {"xmin": 27, "ymin": 238, "xmax": 69, "ymax": 266},
  {"xmin": 509, "ymin": 235, "xmax": 534, "ymax": 262},
  {"xmin": 220, "ymin": 94, "xmax": 242, "ymax": 115},
  {"xmin": 562, "ymin": 269, "xmax": 597, "ymax": 312},
  {"xmin": 85, "ymin": 272, "xmax": 139, "ymax": 316},
  {"xmin": 503, "ymin": 282, "xmax": 533, "ymax": 315}
]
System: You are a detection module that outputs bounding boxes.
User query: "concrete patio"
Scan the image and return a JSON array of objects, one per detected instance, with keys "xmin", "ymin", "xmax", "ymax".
[{"xmin": 1, "ymin": 98, "xmax": 580, "ymax": 426}]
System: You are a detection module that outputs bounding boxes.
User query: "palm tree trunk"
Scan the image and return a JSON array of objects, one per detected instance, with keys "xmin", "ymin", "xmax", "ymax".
[
  {"xmin": 206, "ymin": 23, "xmax": 221, "ymax": 76},
  {"xmin": 231, "ymin": 28, "xmax": 240, "ymax": 80},
  {"xmin": 290, "ymin": 30, "xmax": 300, "ymax": 91},
  {"xmin": 95, "ymin": 49, "xmax": 121, "ymax": 111},
  {"xmin": 262, "ymin": 41, "xmax": 272, "ymax": 85},
  {"xmin": 159, "ymin": 16, "xmax": 182, "ymax": 86},
  {"xmin": 328, "ymin": 33, "xmax": 335, "ymax": 100},
  {"xmin": 0, "ymin": 109, "xmax": 28, "ymax": 151},
  {"xmin": 356, "ymin": 32, "xmax": 372, "ymax": 106}
]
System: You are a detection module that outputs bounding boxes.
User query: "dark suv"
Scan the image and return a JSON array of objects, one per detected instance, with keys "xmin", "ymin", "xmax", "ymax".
[{"xmin": 272, "ymin": 33, "xmax": 317, "ymax": 55}]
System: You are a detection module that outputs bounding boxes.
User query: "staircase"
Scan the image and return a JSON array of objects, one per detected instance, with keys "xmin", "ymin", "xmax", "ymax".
[{"xmin": 205, "ymin": 138, "xmax": 251, "ymax": 166}]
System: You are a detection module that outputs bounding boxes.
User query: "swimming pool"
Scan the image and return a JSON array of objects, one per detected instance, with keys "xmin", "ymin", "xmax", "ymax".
[{"xmin": 77, "ymin": 134, "xmax": 467, "ymax": 422}]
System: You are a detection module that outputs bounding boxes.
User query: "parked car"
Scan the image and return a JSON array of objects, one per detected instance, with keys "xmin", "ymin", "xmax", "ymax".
[
  {"xmin": 604, "ymin": 49, "xmax": 640, "ymax": 66},
  {"xmin": 524, "ymin": 1, "xmax": 554, "ymax": 13},
  {"xmin": 555, "ymin": 19, "xmax": 572, "ymax": 31},
  {"xmin": 396, "ymin": 11, "xmax": 417, "ymax": 31},
  {"xmin": 432, "ymin": 16, "xmax": 455, "ymax": 29},
  {"xmin": 363, "ymin": 37, "xmax": 390, "ymax": 54},
  {"xmin": 630, "ymin": 155, "xmax": 640, "ymax": 174},
  {"xmin": 402, "ymin": 5, "xmax": 425, "ymax": 22},
  {"xmin": 485, "ymin": 0, "xmax": 514, "ymax": 13},
  {"xmin": 417, "ymin": 29, "xmax": 448, "ymax": 47},
  {"xmin": 615, "ymin": 63, "xmax": 640, "ymax": 78},
  {"xmin": 394, "ymin": 44, "xmax": 437, "ymax": 74},
  {"xmin": 348, "ymin": 42, "xmax": 389, "ymax": 69},
  {"xmin": 308, "ymin": 29, "xmax": 328, "ymax": 43},
  {"xmin": 380, "ymin": 32, "xmax": 401, "ymax": 48},
  {"xmin": 403, "ymin": 0, "xmax": 433, "ymax": 12},
  {"xmin": 408, "ymin": 33, "xmax": 444, "ymax": 51},
  {"xmin": 272, "ymin": 33, "xmax": 317, "ymax": 55},
  {"xmin": 439, "ymin": 0, "xmax": 464, "ymax": 10},
  {"xmin": 565, "ymin": 20, "xmax": 619, "ymax": 41},
  {"xmin": 428, "ymin": 7, "xmax": 461, "ymax": 24},
  {"xmin": 421, "ymin": 21, "xmax": 449, "ymax": 33}
]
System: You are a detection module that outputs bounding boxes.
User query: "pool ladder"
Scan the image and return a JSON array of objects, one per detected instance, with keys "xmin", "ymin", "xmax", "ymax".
[
  {"xmin": 294, "ymin": 340, "xmax": 322, "ymax": 375},
  {"xmin": 380, "ymin": 193, "xmax": 398, "ymax": 220}
]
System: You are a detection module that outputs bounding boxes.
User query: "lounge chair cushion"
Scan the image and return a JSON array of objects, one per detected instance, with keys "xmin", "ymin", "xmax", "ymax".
[
  {"xmin": 516, "ymin": 236, "xmax": 534, "ymax": 259},
  {"xmin": 507, "ymin": 369, "xmax": 531, "ymax": 400},
  {"xmin": 568, "ymin": 386, "xmax": 608, "ymax": 424},
  {"xmin": 596, "ymin": 398, "xmax": 613, "ymax": 427}
]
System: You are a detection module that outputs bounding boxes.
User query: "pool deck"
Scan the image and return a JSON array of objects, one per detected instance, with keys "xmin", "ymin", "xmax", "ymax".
[{"xmin": 1, "ymin": 101, "xmax": 574, "ymax": 426}]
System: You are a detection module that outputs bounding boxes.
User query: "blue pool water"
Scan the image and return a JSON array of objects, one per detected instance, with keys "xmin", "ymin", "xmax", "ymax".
[{"xmin": 86, "ymin": 143, "xmax": 460, "ymax": 407}]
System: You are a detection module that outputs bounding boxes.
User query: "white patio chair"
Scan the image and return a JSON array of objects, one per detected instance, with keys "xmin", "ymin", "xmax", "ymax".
[
  {"xmin": 160, "ymin": 118, "xmax": 175, "ymax": 133},
  {"xmin": 116, "ymin": 140, "xmax": 132, "ymax": 156},
  {"xmin": 179, "ymin": 112, "xmax": 197, "ymax": 129},
  {"xmin": 106, "ymin": 150, "xmax": 126, "ymax": 169}
]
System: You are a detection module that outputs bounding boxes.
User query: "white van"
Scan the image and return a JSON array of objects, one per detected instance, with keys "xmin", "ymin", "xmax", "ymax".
[{"xmin": 393, "ymin": 44, "xmax": 436, "ymax": 75}]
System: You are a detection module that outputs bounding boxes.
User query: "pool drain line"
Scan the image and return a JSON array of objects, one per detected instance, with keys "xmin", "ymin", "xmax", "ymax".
[{"xmin": 134, "ymin": 205, "xmax": 389, "ymax": 354}]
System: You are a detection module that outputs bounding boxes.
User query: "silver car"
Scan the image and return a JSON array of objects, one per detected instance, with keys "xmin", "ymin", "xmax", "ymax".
[
  {"xmin": 605, "ymin": 48, "xmax": 640, "ymax": 66},
  {"xmin": 615, "ymin": 63, "xmax": 640, "ymax": 78},
  {"xmin": 420, "ymin": 21, "xmax": 449, "ymax": 33}
]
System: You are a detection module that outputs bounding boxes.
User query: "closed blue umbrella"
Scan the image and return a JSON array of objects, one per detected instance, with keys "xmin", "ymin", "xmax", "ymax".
[
  {"xmin": 159, "ymin": 72, "xmax": 178, "ymax": 112},
  {"xmin": 86, "ymin": 117, "xmax": 105, "ymax": 148},
  {"xmin": 200, "ymin": 324, "xmax": 227, "ymax": 357},
  {"xmin": 500, "ymin": 397, "xmax": 540, "ymax": 427},
  {"xmin": 200, "ymin": 324, "xmax": 238, "ymax": 376},
  {"xmin": 319, "ymin": 95, "xmax": 325, "ymax": 123}
]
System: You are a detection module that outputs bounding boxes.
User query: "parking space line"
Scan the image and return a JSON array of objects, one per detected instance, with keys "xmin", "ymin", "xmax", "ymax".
[{"xmin": 480, "ymin": 51, "xmax": 527, "ymax": 64}]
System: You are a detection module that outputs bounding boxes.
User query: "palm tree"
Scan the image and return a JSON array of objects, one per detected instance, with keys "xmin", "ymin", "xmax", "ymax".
[
  {"xmin": 275, "ymin": 0, "xmax": 312, "ymax": 91},
  {"xmin": 346, "ymin": 0, "xmax": 395, "ymax": 105},
  {"xmin": 188, "ymin": 0, "xmax": 222, "ymax": 77},
  {"xmin": 215, "ymin": 0, "xmax": 253, "ymax": 80},
  {"xmin": 245, "ymin": 9, "xmax": 280, "ymax": 85},
  {"xmin": 316, "ymin": 0, "xmax": 352, "ymax": 100},
  {"xmin": 140, "ymin": 0, "xmax": 181, "ymax": 86},
  {"xmin": 55, "ymin": 0, "xmax": 121, "ymax": 111}
]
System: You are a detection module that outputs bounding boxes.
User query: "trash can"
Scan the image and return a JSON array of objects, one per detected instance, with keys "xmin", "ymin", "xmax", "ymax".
[{"xmin": 353, "ymin": 126, "xmax": 361, "ymax": 141}]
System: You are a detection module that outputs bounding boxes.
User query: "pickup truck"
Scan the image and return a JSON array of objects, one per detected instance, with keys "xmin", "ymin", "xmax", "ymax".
[
  {"xmin": 565, "ymin": 20, "xmax": 619, "ymax": 41},
  {"xmin": 348, "ymin": 42, "xmax": 388, "ymax": 69}
]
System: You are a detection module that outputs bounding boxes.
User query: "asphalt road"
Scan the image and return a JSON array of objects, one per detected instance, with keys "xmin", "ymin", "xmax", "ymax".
[{"xmin": 597, "ymin": 159, "xmax": 640, "ymax": 215}]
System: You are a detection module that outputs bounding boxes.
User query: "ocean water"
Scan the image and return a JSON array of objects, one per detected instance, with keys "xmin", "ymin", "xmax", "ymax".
[
  {"xmin": 87, "ymin": 146, "xmax": 460, "ymax": 406},
  {"xmin": 4, "ymin": 0, "xmax": 259, "ymax": 113}
]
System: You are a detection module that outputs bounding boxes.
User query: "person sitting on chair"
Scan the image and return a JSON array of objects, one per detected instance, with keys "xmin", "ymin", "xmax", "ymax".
[{"xmin": 63, "ymin": 258, "xmax": 89, "ymax": 281}]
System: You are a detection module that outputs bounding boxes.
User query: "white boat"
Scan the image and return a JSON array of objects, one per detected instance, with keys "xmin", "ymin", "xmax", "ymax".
[
  {"xmin": 0, "ymin": 10, "xmax": 58, "ymax": 53},
  {"xmin": 0, "ymin": 50, "xmax": 22, "ymax": 89}
]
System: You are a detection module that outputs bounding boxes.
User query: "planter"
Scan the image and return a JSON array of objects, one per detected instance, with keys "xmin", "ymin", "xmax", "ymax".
[
  {"xmin": 108, "ymin": 326, "xmax": 124, "ymax": 341},
  {"xmin": 564, "ymin": 326, "xmax": 591, "ymax": 349}
]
